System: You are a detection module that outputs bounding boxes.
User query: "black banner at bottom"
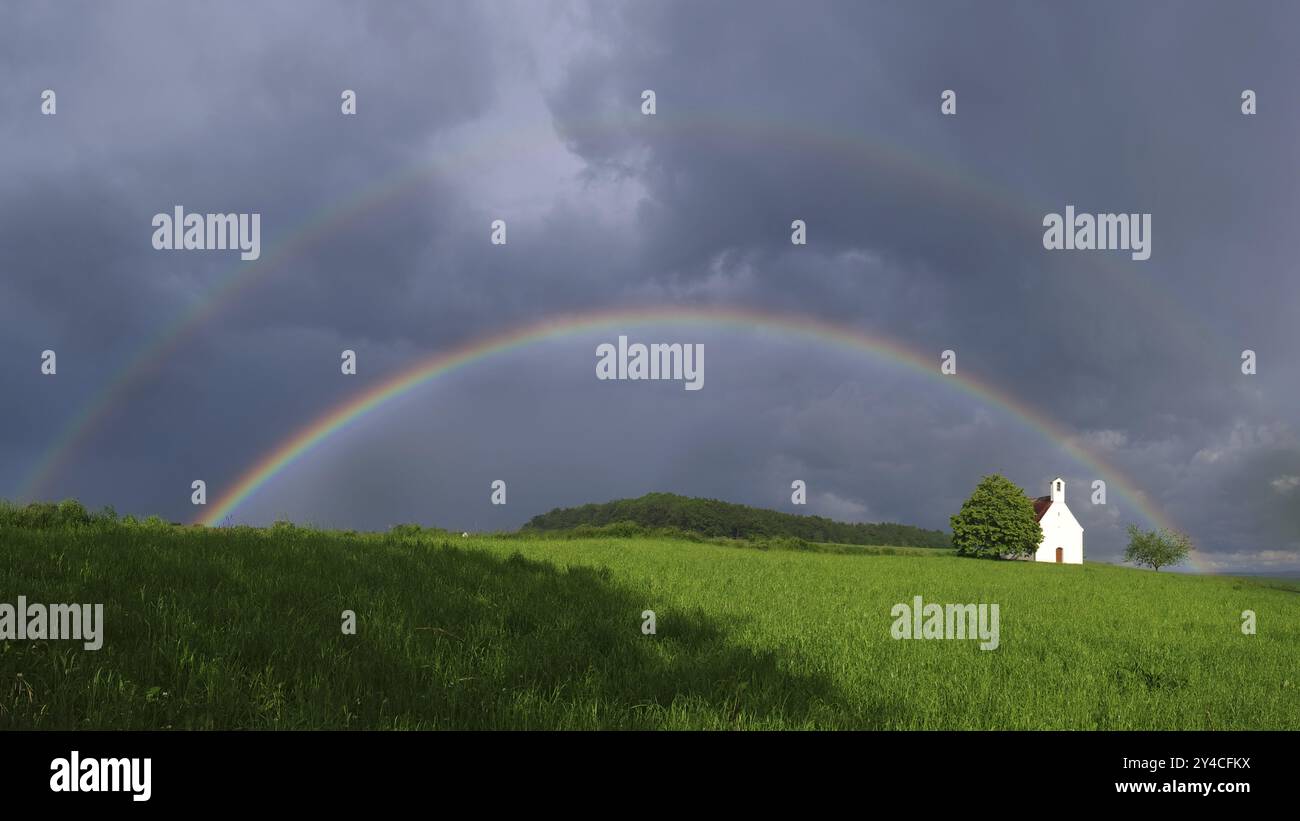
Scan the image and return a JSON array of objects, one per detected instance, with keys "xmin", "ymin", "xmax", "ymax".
[{"xmin": 1, "ymin": 730, "xmax": 1286, "ymax": 808}]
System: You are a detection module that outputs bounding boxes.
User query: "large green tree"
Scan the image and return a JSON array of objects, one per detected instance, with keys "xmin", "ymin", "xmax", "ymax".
[
  {"xmin": 950, "ymin": 474, "xmax": 1043, "ymax": 559},
  {"xmin": 1123, "ymin": 525, "xmax": 1192, "ymax": 571}
]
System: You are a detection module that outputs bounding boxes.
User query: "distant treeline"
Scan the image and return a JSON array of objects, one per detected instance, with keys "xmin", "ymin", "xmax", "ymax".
[
  {"xmin": 522, "ymin": 493, "xmax": 951, "ymax": 548},
  {"xmin": 1, "ymin": 494, "xmax": 950, "ymax": 550},
  {"xmin": 0, "ymin": 499, "xmax": 120, "ymax": 528}
]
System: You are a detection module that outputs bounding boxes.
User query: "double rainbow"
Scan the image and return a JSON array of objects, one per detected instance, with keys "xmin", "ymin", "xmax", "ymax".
[{"xmin": 20, "ymin": 113, "xmax": 1220, "ymax": 501}]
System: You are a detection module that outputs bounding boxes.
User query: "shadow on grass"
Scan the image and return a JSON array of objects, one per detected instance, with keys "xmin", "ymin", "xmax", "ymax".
[
  {"xmin": 2, "ymin": 528, "xmax": 886, "ymax": 729},
  {"xmin": 348, "ymin": 544, "xmax": 868, "ymax": 728}
]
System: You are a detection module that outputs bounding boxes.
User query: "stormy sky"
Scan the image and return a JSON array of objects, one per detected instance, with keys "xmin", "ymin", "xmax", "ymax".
[{"xmin": 2, "ymin": 1, "xmax": 1297, "ymax": 573}]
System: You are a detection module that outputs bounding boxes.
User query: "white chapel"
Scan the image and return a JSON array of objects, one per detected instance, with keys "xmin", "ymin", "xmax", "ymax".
[{"xmin": 1031, "ymin": 477, "xmax": 1083, "ymax": 564}]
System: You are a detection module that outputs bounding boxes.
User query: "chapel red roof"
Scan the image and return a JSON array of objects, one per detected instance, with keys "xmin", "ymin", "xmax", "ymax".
[{"xmin": 1032, "ymin": 496, "xmax": 1052, "ymax": 522}]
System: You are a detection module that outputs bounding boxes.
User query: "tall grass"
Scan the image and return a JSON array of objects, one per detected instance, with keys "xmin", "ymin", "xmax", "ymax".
[{"xmin": 1, "ymin": 520, "xmax": 1295, "ymax": 729}]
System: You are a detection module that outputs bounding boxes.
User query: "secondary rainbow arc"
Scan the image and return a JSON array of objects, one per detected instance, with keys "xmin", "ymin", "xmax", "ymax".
[{"xmin": 20, "ymin": 113, "xmax": 1224, "ymax": 501}]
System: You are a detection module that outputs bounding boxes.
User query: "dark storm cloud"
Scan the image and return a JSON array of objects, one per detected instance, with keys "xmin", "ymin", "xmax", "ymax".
[
  {"xmin": 0, "ymin": 0, "xmax": 500, "ymax": 493},
  {"xmin": 538, "ymin": 0, "xmax": 1300, "ymax": 567},
  {"xmin": 2, "ymin": 1, "xmax": 1296, "ymax": 572}
]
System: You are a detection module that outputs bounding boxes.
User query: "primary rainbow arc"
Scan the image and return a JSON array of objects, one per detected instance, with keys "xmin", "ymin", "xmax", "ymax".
[{"xmin": 196, "ymin": 305, "xmax": 1198, "ymax": 569}]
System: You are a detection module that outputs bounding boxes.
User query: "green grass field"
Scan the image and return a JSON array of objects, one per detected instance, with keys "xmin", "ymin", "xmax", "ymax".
[{"xmin": 2, "ymin": 522, "xmax": 1296, "ymax": 729}]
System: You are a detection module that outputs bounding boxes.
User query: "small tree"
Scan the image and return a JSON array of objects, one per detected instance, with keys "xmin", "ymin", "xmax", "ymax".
[
  {"xmin": 1124, "ymin": 525, "xmax": 1192, "ymax": 571},
  {"xmin": 950, "ymin": 474, "xmax": 1043, "ymax": 559}
]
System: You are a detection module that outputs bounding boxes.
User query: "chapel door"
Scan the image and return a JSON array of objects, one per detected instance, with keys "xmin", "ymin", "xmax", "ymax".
[{"xmin": 1056, "ymin": 547, "xmax": 1063, "ymax": 563}]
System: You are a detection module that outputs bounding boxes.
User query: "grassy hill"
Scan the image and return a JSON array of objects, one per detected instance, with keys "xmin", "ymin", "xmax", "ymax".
[
  {"xmin": 2, "ymin": 516, "xmax": 1295, "ymax": 729},
  {"xmin": 524, "ymin": 491, "xmax": 952, "ymax": 548}
]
